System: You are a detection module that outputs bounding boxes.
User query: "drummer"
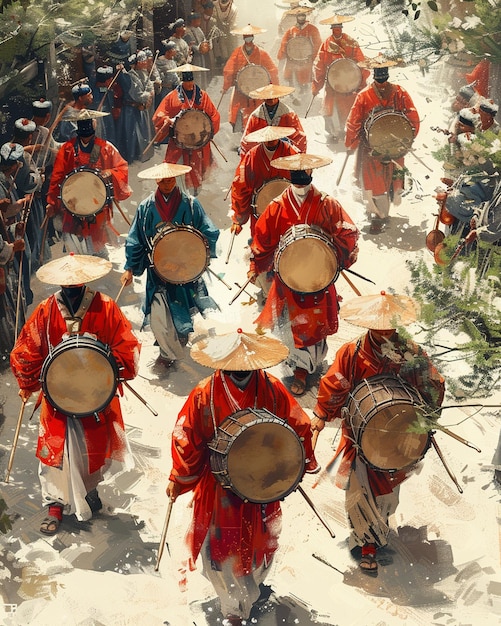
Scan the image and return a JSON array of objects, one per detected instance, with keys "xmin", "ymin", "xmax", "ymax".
[
  {"xmin": 222, "ymin": 24, "xmax": 279, "ymax": 132},
  {"xmin": 239, "ymin": 82, "xmax": 307, "ymax": 155},
  {"xmin": 311, "ymin": 15, "xmax": 369, "ymax": 143},
  {"xmin": 230, "ymin": 125, "xmax": 299, "ymax": 246},
  {"xmin": 345, "ymin": 54, "xmax": 420, "ymax": 234},
  {"xmin": 10, "ymin": 254, "xmax": 141, "ymax": 535},
  {"xmin": 152, "ymin": 63, "xmax": 220, "ymax": 196},
  {"xmin": 121, "ymin": 162, "xmax": 219, "ymax": 368},
  {"xmin": 311, "ymin": 292, "xmax": 445, "ymax": 575},
  {"xmin": 166, "ymin": 328, "xmax": 318, "ymax": 626},
  {"xmin": 277, "ymin": 6, "xmax": 321, "ymax": 101},
  {"xmin": 249, "ymin": 153, "xmax": 359, "ymax": 396},
  {"xmin": 46, "ymin": 110, "xmax": 131, "ymax": 257},
  {"xmin": 56, "ymin": 81, "xmax": 94, "ymax": 143}
]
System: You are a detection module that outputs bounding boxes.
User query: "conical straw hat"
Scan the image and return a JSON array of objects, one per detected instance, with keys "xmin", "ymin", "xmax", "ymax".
[
  {"xmin": 138, "ymin": 162, "xmax": 192, "ymax": 179},
  {"xmin": 270, "ymin": 153, "xmax": 332, "ymax": 170},
  {"xmin": 64, "ymin": 109, "xmax": 110, "ymax": 121},
  {"xmin": 190, "ymin": 328, "xmax": 289, "ymax": 370},
  {"xmin": 36, "ymin": 253, "xmax": 112, "ymax": 285},
  {"xmin": 230, "ymin": 24, "xmax": 267, "ymax": 36},
  {"xmin": 248, "ymin": 83, "xmax": 295, "ymax": 99},
  {"xmin": 319, "ymin": 15, "xmax": 355, "ymax": 25},
  {"xmin": 286, "ymin": 6, "xmax": 315, "ymax": 15},
  {"xmin": 173, "ymin": 63, "xmax": 210, "ymax": 73},
  {"xmin": 244, "ymin": 125, "xmax": 296, "ymax": 143},
  {"xmin": 340, "ymin": 291, "xmax": 419, "ymax": 329},
  {"xmin": 358, "ymin": 53, "xmax": 399, "ymax": 69}
]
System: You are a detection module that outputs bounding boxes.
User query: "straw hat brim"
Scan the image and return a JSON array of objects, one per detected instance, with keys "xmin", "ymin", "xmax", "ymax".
[
  {"xmin": 64, "ymin": 109, "xmax": 110, "ymax": 121},
  {"xmin": 340, "ymin": 292, "xmax": 420, "ymax": 329},
  {"xmin": 230, "ymin": 24, "xmax": 267, "ymax": 35},
  {"xmin": 138, "ymin": 162, "xmax": 192, "ymax": 179},
  {"xmin": 244, "ymin": 125, "xmax": 296, "ymax": 143},
  {"xmin": 190, "ymin": 330, "xmax": 289, "ymax": 370},
  {"xmin": 286, "ymin": 6, "xmax": 315, "ymax": 15},
  {"xmin": 319, "ymin": 15, "xmax": 355, "ymax": 25},
  {"xmin": 248, "ymin": 84, "xmax": 295, "ymax": 99},
  {"xmin": 358, "ymin": 56, "xmax": 399, "ymax": 69},
  {"xmin": 36, "ymin": 254, "xmax": 112, "ymax": 285},
  {"xmin": 173, "ymin": 63, "xmax": 210, "ymax": 73},
  {"xmin": 270, "ymin": 153, "xmax": 332, "ymax": 170}
]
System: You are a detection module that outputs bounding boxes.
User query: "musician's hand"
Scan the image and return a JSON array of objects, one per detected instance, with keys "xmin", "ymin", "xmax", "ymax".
[
  {"xmin": 310, "ymin": 415, "xmax": 326, "ymax": 432},
  {"xmin": 230, "ymin": 222, "xmax": 242, "ymax": 235},
  {"xmin": 18, "ymin": 389, "xmax": 32, "ymax": 402},
  {"xmin": 12, "ymin": 239, "xmax": 25, "ymax": 253},
  {"xmin": 311, "ymin": 86, "xmax": 319, "ymax": 97},
  {"xmin": 46, "ymin": 203, "xmax": 56, "ymax": 217},
  {"xmin": 0, "ymin": 197, "xmax": 10, "ymax": 212},
  {"xmin": 347, "ymin": 245, "xmax": 358, "ymax": 265},
  {"xmin": 121, "ymin": 269, "xmax": 133, "ymax": 286},
  {"xmin": 100, "ymin": 170, "xmax": 112, "ymax": 180},
  {"xmin": 14, "ymin": 221, "xmax": 25, "ymax": 239},
  {"xmin": 166, "ymin": 480, "xmax": 181, "ymax": 502},
  {"xmin": 247, "ymin": 270, "xmax": 257, "ymax": 284},
  {"xmin": 436, "ymin": 191, "xmax": 447, "ymax": 204}
]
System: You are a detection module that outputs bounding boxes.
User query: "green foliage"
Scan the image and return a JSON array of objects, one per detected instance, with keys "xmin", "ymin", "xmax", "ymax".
[
  {"xmin": 407, "ymin": 255, "xmax": 501, "ymax": 397},
  {"xmin": 0, "ymin": 496, "xmax": 12, "ymax": 534}
]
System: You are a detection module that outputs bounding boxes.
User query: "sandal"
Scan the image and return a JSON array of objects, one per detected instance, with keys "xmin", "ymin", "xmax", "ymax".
[
  {"xmin": 40, "ymin": 515, "xmax": 61, "ymax": 535},
  {"xmin": 359, "ymin": 553, "xmax": 378, "ymax": 576},
  {"xmin": 290, "ymin": 377, "xmax": 306, "ymax": 396}
]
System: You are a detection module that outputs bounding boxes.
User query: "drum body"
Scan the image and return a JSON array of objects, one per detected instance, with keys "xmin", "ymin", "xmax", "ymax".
[
  {"xmin": 151, "ymin": 223, "xmax": 209, "ymax": 284},
  {"xmin": 40, "ymin": 335, "xmax": 119, "ymax": 418},
  {"xmin": 346, "ymin": 374, "xmax": 431, "ymax": 473},
  {"xmin": 173, "ymin": 109, "xmax": 214, "ymax": 150},
  {"xmin": 326, "ymin": 58, "xmax": 362, "ymax": 95},
  {"xmin": 60, "ymin": 167, "xmax": 112, "ymax": 220},
  {"xmin": 208, "ymin": 408, "xmax": 305, "ymax": 503},
  {"xmin": 274, "ymin": 223, "xmax": 339, "ymax": 293},
  {"xmin": 286, "ymin": 36, "xmax": 314, "ymax": 63},
  {"xmin": 252, "ymin": 178, "xmax": 290, "ymax": 216},
  {"xmin": 364, "ymin": 109, "xmax": 414, "ymax": 162},
  {"xmin": 236, "ymin": 64, "xmax": 271, "ymax": 97}
]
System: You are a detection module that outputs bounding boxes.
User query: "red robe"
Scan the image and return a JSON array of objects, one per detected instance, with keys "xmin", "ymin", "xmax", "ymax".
[
  {"xmin": 230, "ymin": 140, "xmax": 299, "ymax": 234},
  {"xmin": 277, "ymin": 22, "xmax": 322, "ymax": 86},
  {"xmin": 169, "ymin": 369, "xmax": 315, "ymax": 576},
  {"xmin": 223, "ymin": 44, "xmax": 279, "ymax": 128},
  {"xmin": 47, "ymin": 137, "xmax": 131, "ymax": 252},
  {"xmin": 312, "ymin": 33, "xmax": 369, "ymax": 127},
  {"xmin": 240, "ymin": 101, "xmax": 307, "ymax": 155},
  {"xmin": 250, "ymin": 186, "xmax": 359, "ymax": 348},
  {"xmin": 152, "ymin": 86, "xmax": 221, "ymax": 191},
  {"xmin": 314, "ymin": 332, "xmax": 445, "ymax": 496},
  {"xmin": 10, "ymin": 289, "xmax": 140, "ymax": 474},
  {"xmin": 345, "ymin": 82, "xmax": 420, "ymax": 196}
]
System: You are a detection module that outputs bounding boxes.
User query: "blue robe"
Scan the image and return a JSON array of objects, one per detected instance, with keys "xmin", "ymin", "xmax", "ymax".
[{"xmin": 124, "ymin": 190, "xmax": 220, "ymax": 336}]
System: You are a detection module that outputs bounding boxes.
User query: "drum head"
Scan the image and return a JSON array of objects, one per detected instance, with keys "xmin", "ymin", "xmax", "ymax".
[
  {"xmin": 326, "ymin": 58, "xmax": 362, "ymax": 94},
  {"xmin": 366, "ymin": 111, "xmax": 414, "ymax": 161},
  {"xmin": 61, "ymin": 170, "xmax": 109, "ymax": 217},
  {"xmin": 276, "ymin": 226, "xmax": 338, "ymax": 293},
  {"xmin": 285, "ymin": 36, "xmax": 314, "ymax": 62},
  {"xmin": 42, "ymin": 339, "xmax": 117, "ymax": 417},
  {"xmin": 211, "ymin": 409, "xmax": 305, "ymax": 503},
  {"xmin": 174, "ymin": 109, "xmax": 213, "ymax": 150},
  {"xmin": 254, "ymin": 178, "xmax": 290, "ymax": 216},
  {"xmin": 152, "ymin": 225, "xmax": 209, "ymax": 284},
  {"xmin": 359, "ymin": 403, "xmax": 429, "ymax": 471},
  {"xmin": 236, "ymin": 65, "xmax": 271, "ymax": 97}
]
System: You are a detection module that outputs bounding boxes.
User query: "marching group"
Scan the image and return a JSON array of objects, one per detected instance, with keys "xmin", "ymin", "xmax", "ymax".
[{"xmin": 2, "ymin": 2, "xmax": 500, "ymax": 625}]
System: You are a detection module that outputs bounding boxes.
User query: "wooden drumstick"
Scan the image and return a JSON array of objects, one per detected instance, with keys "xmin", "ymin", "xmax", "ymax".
[
  {"xmin": 430, "ymin": 435, "xmax": 463, "ymax": 494},
  {"xmin": 142, "ymin": 119, "xmax": 170, "ymax": 156},
  {"xmin": 296, "ymin": 485, "xmax": 336, "ymax": 538},
  {"xmin": 336, "ymin": 150, "xmax": 351, "ymax": 187},
  {"xmin": 210, "ymin": 139, "xmax": 228, "ymax": 163},
  {"xmin": 340, "ymin": 271, "xmax": 362, "ymax": 296},
  {"xmin": 122, "ymin": 381, "xmax": 158, "ymax": 416},
  {"xmin": 113, "ymin": 199, "xmax": 131, "ymax": 227},
  {"xmin": 206, "ymin": 267, "xmax": 232, "ymax": 290},
  {"xmin": 155, "ymin": 499, "xmax": 174, "ymax": 571},
  {"xmin": 5, "ymin": 398, "xmax": 27, "ymax": 483},
  {"xmin": 225, "ymin": 229, "xmax": 236, "ymax": 264},
  {"xmin": 229, "ymin": 276, "xmax": 253, "ymax": 305},
  {"xmin": 115, "ymin": 282, "xmax": 126, "ymax": 304},
  {"xmin": 304, "ymin": 94, "xmax": 316, "ymax": 118},
  {"xmin": 216, "ymin": 89, "xmax": 227, "ymax": 111}
]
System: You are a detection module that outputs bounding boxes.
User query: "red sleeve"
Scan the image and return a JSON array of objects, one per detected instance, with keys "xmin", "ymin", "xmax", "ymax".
[
  {"xmin": 46, "ymin": 142, "xmax": 74, "ymax": 207},
  {"xmin": 314, "ymin": 343, "xmax": 355, "ymax": 420},
  {"xmin": 100, "ymin": 141, "xmax": 132, "ymax": 201}
]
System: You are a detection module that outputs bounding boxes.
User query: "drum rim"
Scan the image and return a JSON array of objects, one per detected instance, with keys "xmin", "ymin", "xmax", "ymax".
[
  {"xmin": 209, "ymin": 407, "xmax": 305, "ymax": 503},
  {"xmin": 274, "ymin": 223, "xmax": 340, "ymax": 293},
  {"xmin": 60, "ymin": 166, "xmax": 111, "ymax": 217},
  {"xmin": 326, "ymin": 57, "xmax": 362, "ymax": 94},
  {"xmin": 252, "ymin": 177, "xmax": 290, "ymax": 216},
  {"xmin": 235, "ymin": 64, "xmax": 272, "ymax": 97},
  {"xmin": 172, "ymin": 108, "xmax": 214, "ymax": 150},
  {"xmin": 347, "ymin": 374, "xmax": 432, "ymax": 472},
  {"xmin": 40, "ymin": 335, "xmax": 119, "ymax": 418},
  {"xmin": 151, "ymin": 223, "xmax": 210, "ymax": 285},
  {"xmin": 364, "ymin": 109, "xmax": 414, "ymax": 160}
]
